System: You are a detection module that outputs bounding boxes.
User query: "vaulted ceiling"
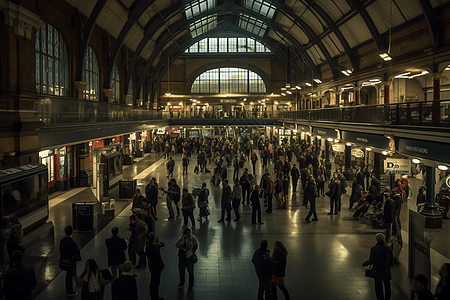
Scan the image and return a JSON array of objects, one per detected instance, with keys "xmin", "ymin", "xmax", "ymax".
[{"xmin": 66, "ymin": 0, "xmax": 449, "ymax": 100}]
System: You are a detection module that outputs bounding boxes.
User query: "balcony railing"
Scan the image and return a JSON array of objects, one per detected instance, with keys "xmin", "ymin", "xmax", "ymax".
[
  {"xmin": 277, "ymin": 100, "xmax": 450, "ymax": 126},
  {"xmin": 37, "ymin": 96, "xmax": 169, "ymax": 125}
]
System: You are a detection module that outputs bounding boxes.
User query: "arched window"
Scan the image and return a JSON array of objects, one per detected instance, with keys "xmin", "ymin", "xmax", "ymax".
[
  {"xmin": 185, "ymin": 37, "xmax": 271, "ymax": 53},
  {"xmin": 82, "ymin": 47, "xmax": 99, "ymax": 101},
  {"xmin": 35, "ymin": 23, "xmax": 69, "ymax": 96},
  {"xmin": 191, "ymin": 67, "xmax": 266, "ymax": 93},
  {"xmin": 110, "ymin": 64, "xmax": 120, "ymax": 103}
]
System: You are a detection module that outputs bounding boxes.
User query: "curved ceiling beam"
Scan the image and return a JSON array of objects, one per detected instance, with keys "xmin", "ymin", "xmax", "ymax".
[
  {"xmin": 277, "ymin": 8, "xmax": 338, "ymax": 79},
  {"xmin": 105, "ymin": 0, "xmax": 156, "ymax": 88},
  {"xmin": 418, "ymin": 0, "xmax": 441, "ymax": 48},
  {"xmin": 124, "ymin": 6, "xmax": 182, "ymax": 95},
  {"xmin": 345, "ymin": 0, "xmax": 386, "ymax": 54},
  {"xmin": 75, "ymin": 0, "xmax": 108, "ymax": 81},
  {"xmin": 148, "ymin": 26, "xmax": 304, "ymax": 103},
  {"xmin": 303, "ymin": 0, "xmax": 356, "ymax": 70}
]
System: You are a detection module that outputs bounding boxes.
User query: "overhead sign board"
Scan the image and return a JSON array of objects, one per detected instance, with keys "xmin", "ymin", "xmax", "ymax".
[
  {"xmin": 313, "ymin": 127, "xmax": 338, "ymax": 139},
  {"xmin": 384, "ymin": 158, "xmax": 411, "ymax": 175},
  {"xmin": 341, "ymin": 131, "xmax": 390, "ymax": 148},
  {"xmin": 398, "ymin": 138, "xmax": 450, "ymax": 164}
]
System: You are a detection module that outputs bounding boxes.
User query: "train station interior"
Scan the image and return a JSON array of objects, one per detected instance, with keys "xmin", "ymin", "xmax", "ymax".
[{"xmin": 1, "ymin": 0, "xmax": 450, "ymax": 299}]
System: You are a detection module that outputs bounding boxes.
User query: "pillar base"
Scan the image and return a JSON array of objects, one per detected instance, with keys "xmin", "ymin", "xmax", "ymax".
[
  {"xmin": 421, "ymin": 206, "xmax": 443, "ymax": 229},
  {"xmin": 343, "ymin": 168, "xmax": 354, "ymax": 181}
]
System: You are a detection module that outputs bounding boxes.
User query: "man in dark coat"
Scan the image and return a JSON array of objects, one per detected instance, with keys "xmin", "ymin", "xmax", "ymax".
[
  {"xmin": 383, "ymin": 190, "xmax": 395, "ymax": 241},
  {"xmin": 146, "ymin": 234, "xmax": 165, "ymax": 300},
  {"xmin": 362, "ymin": 233, "xmax": 394, "ymax": 300},
  {"xmin": 327, "ymin": 173, "xmax": 341, "ymax": 215},
  {"xmin": 290, "ymin": 164, "xmax": 300, "ymax": 193},
  {"xmin": 240, "ymin": 170, "xmax": 251, "ymax": 204},
  {"xmin": 356, "ymin": 167, "xmax": 365, "ymax": 189},
  {"xmin": 218, "ymin": 179, "xmax": 232, "ymax": 222},
  {"xmin": 3, "ymin": 250, "xmax": 37, "ymax": 300},
  {"xmin": 411, "ymin": 274, "xmax": 436, "ymax": 300},
  {"xmin": 252, "ymin": 239, "xmax": 271, "ymax": 300},
  {"xmin": 111, "ymin": 261, "xmax": 138, "ymax": 300},
  {"xmin": 59, "ymin": 225, "xmax": 82, "ymax": 297},
  {"xmin": 251, "ymin": 185, "xmax": 263, "ymax": 224},
  {"xmin": 105, "ymin": 226, "xmax": 128, "ymax": 286},
  {"xmin": 146, "ymin": 179, "xmax": 159, "ymax": 220}
]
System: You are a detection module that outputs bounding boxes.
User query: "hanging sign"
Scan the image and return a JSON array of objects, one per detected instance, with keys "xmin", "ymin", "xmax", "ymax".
[
  {"xmin": 384, "ymin": 158, "xmax": 411, "ymax": 175},
  {"xmin": 351, "ymin": 149, "xmax": 365, "ymax": 158}
]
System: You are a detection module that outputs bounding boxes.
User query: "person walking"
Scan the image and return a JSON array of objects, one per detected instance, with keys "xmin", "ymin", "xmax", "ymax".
[
  {"xmin": 305, "ymin": 178, "xmax": 318, "ymax": 223},
  {"xmin": 145, "ymin": 179, "xmax": 159, "ymax": 220},
  {"xmin": 362, "ymin": 233, "xmax": 394, "ymax": 300},
  {"xmin": 218, "ymin": 180, "xmax": 232, "ymax": 222},
  {"xmin": 3, "ymin": 250, "xmax": 37, "ymax": 300},
  {"xmin": 146, "ymin": 233, "xmax": 165, "ymax": 300},
  {"xmin": 181, "ymin": 188, "xmax": 196, "ymax": 229},
  {"xmin": 166, "ymin": 157, "xmax": 175, "ymax": 178},
  {"xmin": 233, "ymin": 156, "xmax": 240, "ymax": 180},
  {"xmin": 133, "ymin": 213, "xmax": 148, "ymax": 269},
  {"xmin": 265, "ymin": 176, "xmax": 274, "ymax": 214},
  {"xmin": 111, "ymin": 261, "xmax": 138, "ymax": 300},
  {"xmin": 240, "ymin": 170, "xmax": 251, "ymax": 204},
  {"xmin": 251, "ymin": 185, "xmax": 264, "ymax": 224},
  {"xmin": 411, "ymin": 274, "xmax": 435, "ymax": 300},
  {"xmin": 270, "ymin": 241, "xmax": 291, "ymax": 300},
  {"xmin": 290, "ymin": 164, "xmax": 300, "ymax": 193},
  {"xmin": 251, "ymin": 151, "xmax": 258, "ymax": 175},
  {"xmin": 182, "ymin": 154, "xmax": 189, "ymax": 175},
  {"xmin": 435, "ymin": 263, "xmax": 450, "ymax": 299},
  {"xmin": 59, "ymin": 225, "xmax": 82, "ymax": 297},
  {"xmin": 252, "ymin": 239, "xmax": 272, "ymax": 300},
  {"xmin": 167, "ymin": 179, "xmax": 181, "ymax": 219},
  {"xmin": 175, "ymin": 228, "xmax": 198, "ymax": 290},
  {"xmin": 105, "ymin": 227, "xmax": 127, "ymax": 286},
  {"xmin": 383, "ymin": 189, "xmax": 395, "ymax": 242},
  {"xmin": 232, "ymin": 179, "xmax": 242, "ymax": 221},
  {"xmin": 197, "ymin": 183, "xmax": 209, "ymax": 221},
  {"xmin": 327, "ymin": 173, "xmax": 341, "ymax": 215}
]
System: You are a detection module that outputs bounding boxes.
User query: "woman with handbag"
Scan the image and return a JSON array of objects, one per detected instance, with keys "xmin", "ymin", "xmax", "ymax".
[
  {"xmin": 79, "ymin": 259, "xmax": 108, "ymax": 300},
  {"xmin": 270, "ymin": 241, "xmax": 291, "ymax": 300},
  {"xmin": 362, "ymin": 233, "xmax": 394, "ymax": 300},
  {"xmin": 175, "ymin": 228, "xmax": 198, "ymax": 290}
]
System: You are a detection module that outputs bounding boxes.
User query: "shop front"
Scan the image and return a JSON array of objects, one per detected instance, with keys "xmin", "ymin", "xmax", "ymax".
[
  {"xmin": 39, "ymin": 146, "xmax": 73, "ymax": 193},
  {"xmin": 170, "ymin": 105, "xmax": 182, "ymax": 118}
]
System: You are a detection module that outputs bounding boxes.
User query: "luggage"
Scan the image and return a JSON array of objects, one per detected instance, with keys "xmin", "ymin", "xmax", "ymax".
[
  {"xmin": 371, "ymin": 210, "xmax": 385, "ymax": 229},
  {"xmin": 353, "ymin": 202, "xmax": 369, "ymax": 220}
]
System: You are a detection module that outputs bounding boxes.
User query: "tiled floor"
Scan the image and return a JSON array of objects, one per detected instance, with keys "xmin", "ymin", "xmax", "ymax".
[{"xmin": 35, "ymin": 153, "xmax": 448, "ymax": 300}]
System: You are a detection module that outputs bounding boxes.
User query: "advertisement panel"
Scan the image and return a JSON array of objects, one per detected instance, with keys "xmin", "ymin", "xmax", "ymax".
[{"xmin": 384, "ymin": 158, "xmax": 411, "ymax": 175}]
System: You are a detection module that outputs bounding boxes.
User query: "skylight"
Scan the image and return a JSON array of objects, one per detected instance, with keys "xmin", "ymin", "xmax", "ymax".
[
  {"xmin": 184, "ymin": 0, "xmax": 216, "ymax": 20},
  {"xmin": 185, "ymin": 37, "xmax": 271, "ymax": 53},
  {"xmin": 242, "ymin": 0, "xmax": 276, "ymax": 19},
  {"xmin": 238, "ymin": 15, "xmax": 268, "ymax": 37},
  {"xmin": 189, "ymin": 15, "xmax": 217, "ymax": 38}
]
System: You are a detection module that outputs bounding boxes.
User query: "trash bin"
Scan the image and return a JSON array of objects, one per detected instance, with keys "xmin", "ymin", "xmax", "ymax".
[
  {"xmin": 72, "ymin": 202, "xmax": 97, "ymax": 232},
  {"xmin": 119, "ymin": 179, "xmax": 136, "ymax": 198}
]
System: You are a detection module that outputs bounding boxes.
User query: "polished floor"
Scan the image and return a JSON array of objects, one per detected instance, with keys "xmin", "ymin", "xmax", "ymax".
[{"xmin": 34, "ymin": 152, "xmax": 449, "ymax": 300}]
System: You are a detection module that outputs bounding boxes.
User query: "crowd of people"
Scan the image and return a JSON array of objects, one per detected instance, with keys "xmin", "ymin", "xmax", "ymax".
[{"xmin": 3, "ymin": 132, "xmax": 450, "ymax": 300}]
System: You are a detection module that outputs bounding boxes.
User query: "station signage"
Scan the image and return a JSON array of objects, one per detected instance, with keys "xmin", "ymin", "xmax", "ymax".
[
  {"xmin": 384, "ymin": 158, "xmax": 411, "ymax": 175},
  {"xmin": 397, "ymin": 138, "xmax": 450, "ymax": 164},
  {"xmin": 341, "ymin": 131, "xmax": 390, "ymax": 148},
  {"xmin": 312, "ymin": 127, "xmax": 338, "ymax": 139}
]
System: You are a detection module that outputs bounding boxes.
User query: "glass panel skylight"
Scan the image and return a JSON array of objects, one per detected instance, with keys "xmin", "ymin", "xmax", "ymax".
[
  {"xmin": 185, "ymin": 37, "xmax": 271, "ymax": 53},
  {"xmin": 184, "ymin": 0, "xmax": 216, "ymax": 20},
  {"xmin": 238, "ymin": 15, "xmax": 267, "ymax": 37},
  {"xmin": 189, "ymin": 15, "xmax": 217, "ymax": 38},
  {"xmin": 243, "ymin": 0, "xmax": 276, "ymax": 19}
]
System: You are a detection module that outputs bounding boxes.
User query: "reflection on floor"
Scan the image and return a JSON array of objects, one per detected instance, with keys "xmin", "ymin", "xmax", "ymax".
[{"xmin": 33, "ymin": 153, "xmax": 449, "ymax": 300}]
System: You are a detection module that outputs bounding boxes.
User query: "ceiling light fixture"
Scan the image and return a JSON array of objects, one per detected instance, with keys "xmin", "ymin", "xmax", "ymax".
[
  {"xmin": 305, "ymin": 82, "xmax": 312, "ymax": 87},
  {"xmin": 295, "ymin": 86, "xmax": 302, "ymax": 90},
  {"xmin": 379, "ymin": 53, "xmax": 392, "ymax": 61},
  {"xmin": 438, "ymin": 165, "xmax": 449, "ymax": 171},
  {"xmin": 412, "ymin": 159, "xmax": 421, "ymax": 164},
  {"xmin": 366, "ymin": 147, "xmax": 373, "ymax": 151},
  {"xmin": 313, "ymin": 79, "xmax": 322, "ymax": 84},
  {"xmin": 327, "ymin": 138, "xmax": 333, "ymax": 142},
  {"xmin": 346, "ymin": 143, "xmax": 352, "ymax": 146}
]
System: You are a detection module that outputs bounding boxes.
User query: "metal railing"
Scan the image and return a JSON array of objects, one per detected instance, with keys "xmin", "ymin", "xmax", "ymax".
[
  {"xmin": 167, "ymin": 111, "xmax": 279, "ymax": 119},
  {"xmin": 278, "ymin": 100, "xmax": 450, "ymax": 126},
  {"xmin": 37, "ymin": 97, "xmax": 169, "ymax": 125}
]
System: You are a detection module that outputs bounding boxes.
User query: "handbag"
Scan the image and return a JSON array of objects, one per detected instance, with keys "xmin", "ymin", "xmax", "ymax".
[
  {"xmin": 191, "ymin": 254, "xmax": 198, "ymax": 264},
  {"xmin": 59, "ymin": 257, "xmax": 73, "ymax": 271},
  {"xmin": 365, "ymin": 265, "xmax": 374, "ymax": 278}
]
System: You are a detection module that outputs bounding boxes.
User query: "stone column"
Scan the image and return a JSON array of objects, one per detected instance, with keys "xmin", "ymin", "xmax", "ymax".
[
  {"xmin": 431, "ymin": 72, "xmax": 442, "ymax": 123},
  {"xmin": 103, "ymin": 88, "xmax": 114, "ymax": 103},
  {"xmin": 0, "ymin": 1, "xmax": 44, "ymax": 166},
  {"xmin": 421, "ymin": 166, "xmax": 442, "ymax": 228},
  {"xmin": 383, "ymin": 81, "xmax": 390, "ymax": 104},
  {"xmin": 335, "ymin": 91, "xmax": 341, "ymax": 107},
  {"xmin": 343, "ymin": 144, "xmax": 354, "ymax": 180},
  {"xmin": 74, "ymin": 81, "xmax": 87, "ymax": 100},
  {"xmin": 354, "ymin": 87, "xmax": 361, "ymax": 105}
]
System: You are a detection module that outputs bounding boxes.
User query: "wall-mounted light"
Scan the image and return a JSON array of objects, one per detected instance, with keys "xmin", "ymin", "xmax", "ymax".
[{"xmin": 412, "ymin": 159, "xmax": 421, "ymax": 164}]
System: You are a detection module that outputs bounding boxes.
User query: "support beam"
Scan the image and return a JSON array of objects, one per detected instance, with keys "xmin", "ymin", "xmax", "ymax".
[
  {"xmin": 418, "ymin": 0, "xmax": 441, "ymax": 48},
  {"xmin": 75, "ymin": 0, "xmax": 108, "ymax": 81}
]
